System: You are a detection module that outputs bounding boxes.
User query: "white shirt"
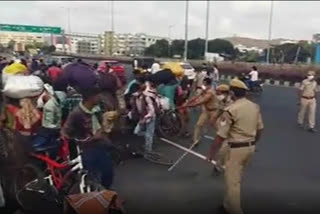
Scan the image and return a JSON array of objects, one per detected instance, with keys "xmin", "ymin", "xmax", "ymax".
[
  {"xmin": 151, "ymin": 63, "xmax": 161, "ymax": 74},
  {"xmin": 213, "ymin": 68, "xmax": 219, "ymax": 81},
  {"xmin": 249, "ymin": 70, "xmax": 258, "ymax": 81}
]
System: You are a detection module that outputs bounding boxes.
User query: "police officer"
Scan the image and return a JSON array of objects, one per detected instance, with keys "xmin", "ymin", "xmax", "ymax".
[
  {"xmin": 212, "ymin": 84, "xmax": 233, "ymax": 173},
  {"xmin": 207, "ymin": 79, "xmax": 264, "ymax": 214},
  {"xmin": 297, "ymin": 71, "xmax": 318, "ymax": 132},
  {"xmin": 211, "ymin": 84, "xmax": 233, "ymax": 128},
  {"xmin": 185, "ymin": 77, "xmax": 215, "ymax": 146}
]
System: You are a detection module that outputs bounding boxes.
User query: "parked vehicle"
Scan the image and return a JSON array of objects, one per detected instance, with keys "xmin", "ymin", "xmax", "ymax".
[
  {"xmin": 160, "ymin": 62, "xmax": 195, "ymax": 78},
  {"xmin": 180, "ymin": 62, "xmax": 196, "ymax": 80},
  {"xmin": 45, "ymin": 56, "xmax": 74, "ymax": 65}
]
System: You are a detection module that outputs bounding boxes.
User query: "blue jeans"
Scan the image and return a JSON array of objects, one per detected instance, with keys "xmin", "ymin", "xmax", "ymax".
[
  {"xmin": 82, "ymin": 146, "xmax": 114, "ymax": 189},
  {"xmin": 134, "ymin": 117, "xmax": 156, "ymax": 152}
]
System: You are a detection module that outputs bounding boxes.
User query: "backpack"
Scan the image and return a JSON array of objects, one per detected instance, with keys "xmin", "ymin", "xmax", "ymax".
[{"xmin": 145, "ymin": 95, "xmax": 161, "ymax": 116}]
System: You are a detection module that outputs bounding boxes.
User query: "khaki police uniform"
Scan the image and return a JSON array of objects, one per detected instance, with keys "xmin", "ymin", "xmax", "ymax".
[
  {"xmin": 216, "ymin": 79, "xmax": 264, "ymax": 214},
  {"xmin": 192, "ymin": 88, "xmax": 216, "ymax": 145},
  {"xmin": 297, "ymin": 72, "xmax": 317, "ymax": 129},
  {"xmin": 213, "ymin": 84, "xmax": 233, "ymax": 170}
]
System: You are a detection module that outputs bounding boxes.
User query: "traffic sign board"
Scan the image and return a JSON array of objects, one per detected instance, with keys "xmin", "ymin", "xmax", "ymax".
[{"xmin": 0, "ymin": 24, "xmax": 61, "ymax": 34}]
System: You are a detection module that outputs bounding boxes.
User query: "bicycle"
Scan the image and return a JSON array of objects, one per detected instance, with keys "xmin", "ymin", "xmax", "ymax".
[
  {"xmin": 156, "ymin": 109, "xmax": 183, "ymax": 139},
  {"xmin": 13, "ymin": 137, "xmax": 105, "ymax": 213}
]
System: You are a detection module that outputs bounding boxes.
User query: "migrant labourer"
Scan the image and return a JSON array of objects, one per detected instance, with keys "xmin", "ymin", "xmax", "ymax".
[{"xmin": 62, "ymin": 86, "xmax": 114, "ymax": 189}]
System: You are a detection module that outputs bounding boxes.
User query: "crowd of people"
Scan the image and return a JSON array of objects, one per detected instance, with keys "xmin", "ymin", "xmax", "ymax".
[{"xmin": 0, "ymin": 55, "xmax": 268, "ymax": 214}]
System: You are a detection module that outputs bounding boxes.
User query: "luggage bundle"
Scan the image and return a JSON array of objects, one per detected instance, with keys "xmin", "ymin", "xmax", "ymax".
[
  {"xmin": 64, "ymin": 190, "xmax": 125, "ymax": 214},
  {"xmin": 3, "ymin": 75, "xmax": 44, "ymax": 99}
]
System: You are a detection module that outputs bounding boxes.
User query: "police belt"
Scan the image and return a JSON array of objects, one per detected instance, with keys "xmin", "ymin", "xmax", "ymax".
[
  {"xmin": 302, "ymin": 96, "xmax": 315, "ymax": 100},
  {"xmin": 228, "ymin": 141, "xmax": 256, "ymax": 148}
]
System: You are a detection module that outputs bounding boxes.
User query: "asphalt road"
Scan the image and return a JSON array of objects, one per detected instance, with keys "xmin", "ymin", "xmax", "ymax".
[
  {"xmin": 2, "ymin": 64, "xmax": 320, "ymax": 214},
  {"xmin": 112, "ymin": 84, "xmax": 320, "ymax": 214}
]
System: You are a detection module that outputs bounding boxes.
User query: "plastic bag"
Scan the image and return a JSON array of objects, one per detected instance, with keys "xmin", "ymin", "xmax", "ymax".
[
  {"xmin": 158, "ymin": 96, "xmax": 170, "ymax": 110},
  {"xmin": 3, "ymin": 75, "xmax": 44, "ymax": 99}
]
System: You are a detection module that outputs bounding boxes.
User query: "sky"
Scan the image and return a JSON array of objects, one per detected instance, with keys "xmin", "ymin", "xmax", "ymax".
[{"xmin": 0, "ymin": 1, "xmax": 319, "ymax": 41}]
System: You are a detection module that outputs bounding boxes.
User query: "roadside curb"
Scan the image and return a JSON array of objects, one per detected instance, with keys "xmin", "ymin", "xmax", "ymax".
[{"xmin": 220, "ymin": 75, "xmax": 320, "ymax": 90}]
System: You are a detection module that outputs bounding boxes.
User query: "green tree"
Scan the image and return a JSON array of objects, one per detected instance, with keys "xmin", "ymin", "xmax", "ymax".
[
  {"xmin": 187, "ymin": 38, "xmax": 205, "ymax": 59},
  {"xmin": 145, "ymin": 39, "xmax": 169, "ymax": 57},
  {"xmin": 240, "ymin": 51, "xmax": 260, "ymax": 62},
  {"xmin": 170, "ymin": 40, "xmax": 184, "ymax": 57},
  {"xmin": 41, "ymin": 45, "xmax": 56, "ymax": 54},
  {"xmin": 7, "ymin": 40, "xmax": 16, "ymax": 50},
  {"xmin": 208, "ymin": 39, "xmax": 235, "ymax": 56},
  {"xmin": 267, "ymin": 42, "xmax": 312, "ymax": 64}
]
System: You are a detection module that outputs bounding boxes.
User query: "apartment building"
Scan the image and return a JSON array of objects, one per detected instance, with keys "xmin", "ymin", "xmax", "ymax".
[{"xmin": 0, "ymin": 32, "xmax": 45, "ymax": 46}]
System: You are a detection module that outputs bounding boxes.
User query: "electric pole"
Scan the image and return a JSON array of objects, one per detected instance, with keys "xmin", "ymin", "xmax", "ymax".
[
  {"xmin": 204, "ymin": 0, "xmax": 210, "ymax": 59},
  {"xmin": 266, "ymin": 1, "xmax": 274, "ymax": 64},
  {"xmin": 184, "ymin": 1, "xmax": 189, "ymax": 61}
]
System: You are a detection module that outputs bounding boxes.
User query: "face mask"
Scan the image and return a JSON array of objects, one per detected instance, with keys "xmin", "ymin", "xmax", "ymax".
[
  {"xmin": 217, "ymin": 95, "xmax": 225, "ymax": 101},
  {"xmin": 226, "ymin": 95, "xmax": 232, "ymax": 103},
  {"xmin": 308, "ymin": 75, "xmax": 314, "ymax": 80}
]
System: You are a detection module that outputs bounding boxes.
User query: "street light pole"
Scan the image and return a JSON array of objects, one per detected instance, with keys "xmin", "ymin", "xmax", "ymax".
[
  {"xmin": 111, "ymin": 0, "xmax": 114, "ymax": 32},
  {"xmin": 67, "ymin": 8, "xmax": 71, "ymax": 33},
  {"xmin": 183, "ymin": 1, "xmax": 189, "ymax": 61},
  {"xmin": 60, "ymin": 7, "xmax": 72, "ymax": 33},
  {"xmin": 168, "ymin": 25, "xmax": 174, "ymax": 58},
  {"xmin": 266, "ymin": 1, "xmax": 274, "ymax": 64},
  {"xmin": 204, "ymin": 0, "xmax": 210, "ymax": 60}
]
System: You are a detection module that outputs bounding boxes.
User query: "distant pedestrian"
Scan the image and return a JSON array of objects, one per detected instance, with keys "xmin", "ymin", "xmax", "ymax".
[
  {"xmin": 47, "ymin": 61, "xmax": 63, "ymax": 84},
  {"xmin": 194, "ymin": 64, "xmax": 208, "ymax": 95},
  {"xmin": 297, "ymin": 71, "xmax": 318, "ymax": 132},
  {"xmin": 30, "ymin": 58, "xmax": 39, "ymax": 73},
  {"xmin": 212, "ymin": 64, "xmax": 220, "ymax": 89},
  {"xmin": 151, "ymin": 61, "xmax": 161, "ymax": 74}
]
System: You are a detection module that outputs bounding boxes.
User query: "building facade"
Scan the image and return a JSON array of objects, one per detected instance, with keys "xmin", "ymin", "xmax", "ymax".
[
  {"xmin": 104, "ymin": 31, "xmax": 114, "ymax": 56},
  {"xmin": 65, "ymin": 33, "xmax": 101, "ymax": 55},
  {"xmin": 0, "ymin": 32, "xmax": 45, "ymax": 46}
]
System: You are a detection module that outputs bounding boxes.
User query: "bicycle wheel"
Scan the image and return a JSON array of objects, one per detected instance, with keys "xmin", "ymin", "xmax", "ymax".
[
  {"xmin": 157, "ymin": 110, "xmax": 182, "ymax": 138},
  {"xmin": 14, "ymin": 163, "xmax": 60, "ymax": 213}
]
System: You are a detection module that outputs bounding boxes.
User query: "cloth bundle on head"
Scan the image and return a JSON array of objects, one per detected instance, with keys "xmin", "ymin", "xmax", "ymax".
[
  {"xmin": 3, "ymin": 62, "xmax": 27, "ymax": 75},
  {"xmin": 2, "ymin": 62, "xmax": 28, "ymax": 86},
  {"xmin": 162, "ymin": 63, "xmax": 184, "ymax": 77},
  {"xmin": 3, "ymin": 75, "xmax": 44, "ymax": 99},
  {"xmin": 148, "ymin": 69, "xmax": 176, "ymax": 85},
  {"xmin": 61, "ymin": 62, "xmax": 98, "ymax": 91}
]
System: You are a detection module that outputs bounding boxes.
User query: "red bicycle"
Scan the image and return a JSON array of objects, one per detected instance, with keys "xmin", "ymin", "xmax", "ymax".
[{"xmin": 14, "ymin": 137, "xmax": 104, "ymax": 213}]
